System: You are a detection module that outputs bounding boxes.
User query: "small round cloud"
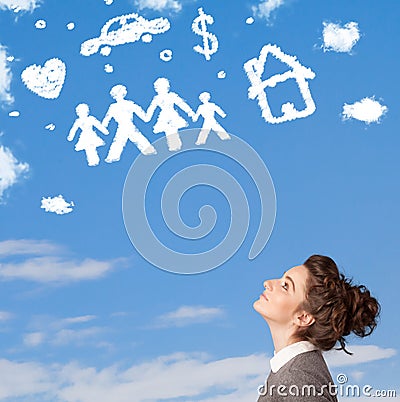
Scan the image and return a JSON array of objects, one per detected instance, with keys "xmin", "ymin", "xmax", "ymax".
[
  {"xmin": 100, "ymin": 46, "xmax": 112, "ymax": 57},
  {"xmin": 159, "ymin": 49, "xmax": 173, "ymax": 62},
  {"xmin": 35, "ymin": 19, "xmax": 46, "ymax": 29},
  {"xmin": 217, "ymin": 70, "xmax": 226, "ymax": 79},
  {"xmin": 104, "ymin": 64, "xmax": 114, "ymax": 73},
  {"xmin": 142, "ymin": 34, "xmax": 153, "ymax": 43}
]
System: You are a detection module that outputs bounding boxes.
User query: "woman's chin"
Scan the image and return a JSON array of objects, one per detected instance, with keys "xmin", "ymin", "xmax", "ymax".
[{"xmin": 253, "ymin": 299, "xmax": 263, "ymax": 313}]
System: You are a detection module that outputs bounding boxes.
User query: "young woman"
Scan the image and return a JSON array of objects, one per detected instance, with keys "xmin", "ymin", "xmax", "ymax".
[{"xmin": 254, "ymin": 255, "xmax": 380, "ymax": 401}]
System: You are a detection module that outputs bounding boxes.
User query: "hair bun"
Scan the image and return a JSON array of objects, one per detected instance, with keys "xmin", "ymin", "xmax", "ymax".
[
  {"xmin": 300, "ymin": 255, "xmax": 381, "ymax": 355},
  {"xmin": 344, "ymin": 280, "xmax": 380, "ymax": 337}
]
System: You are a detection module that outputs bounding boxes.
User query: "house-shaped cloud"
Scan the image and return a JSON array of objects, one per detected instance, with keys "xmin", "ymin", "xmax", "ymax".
[{"xmin": 244, "ymin": 44, "xmax": 316, "ymax": 124}]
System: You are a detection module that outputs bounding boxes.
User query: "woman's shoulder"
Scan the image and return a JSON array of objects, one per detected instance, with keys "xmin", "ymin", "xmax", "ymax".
[
  {"xmin": 265, "ymin": 351, "xmax": 337, "ymax": 401},
  {"xmin": 280, "ymin": 350, "xmax": 333, "ymax": 384},
  {"xmin": 287, "ymin": 350, "xmax": 328, "ymax": 371},
  {"xmin": 269, "ymin": 350, "xmax": 331, "ymax": 382}
]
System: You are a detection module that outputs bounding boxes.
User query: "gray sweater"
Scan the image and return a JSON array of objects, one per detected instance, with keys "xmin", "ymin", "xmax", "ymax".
[{"xmin": 257, "ymin": 350, "xmax": 338, "ymax": 401}]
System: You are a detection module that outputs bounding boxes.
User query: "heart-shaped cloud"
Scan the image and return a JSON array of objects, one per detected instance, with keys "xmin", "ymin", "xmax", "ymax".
[
  {"xmin": 322, "ymin": 21, "xmax": 360, "ymax": 53},
  {"xmin": 21, "ymin": 58, "xmax": 66, "ymax": 99}
]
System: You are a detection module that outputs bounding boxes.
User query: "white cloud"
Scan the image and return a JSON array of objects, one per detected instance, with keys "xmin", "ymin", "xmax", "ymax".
[
  {"xmin": 41, "ymin": 195, "xmax": 74, "ymax": 215},
  {"xmin": 153, "ymin": 305, "xmax": 225, "ymax": 328},
  {"xmin": 0, "ymin": 345, "xmax": 396, "ymax": 402},
  {"xmin": 0, "ymin": 359, "xmax": 53, "ymax": 399},
  {"xmin": 322, "ymin": 21, "xmax": 360, "ymax": 53},
  {"xmin": 52, "ymin": 316, "xmax": 100, "ymax": 345},
  {"xmin": 0, "ymin": 0, "xmax": 42, "ymax": 13},
  {"xmin": 0, "ymin": 256, "xmax": 118, "ymax": 283},
  {"xmin": 342, "ymin": 97, "xmax": 388, "ymax": 124},
  {"xmin": 52, "ymin": 327, "xmax": 104, "ymax": 346},
  {"xmin": 0, "ymin": 239, "xmax": 62, "ymax": 257},
  {"xmin": 0, "ymin": 311, "xmax": 13, "ymax": 321},
  {"xmin": 59, "ymin": 316, "xmax": 97, "ymax": 326},
  {"xmin": 0, "ymin": 45, "xmax": 13, "ymax": 104},
  {"xmin": 24, "ymin": 315, "xmax": 100, "ymax": 348},
  {"xmin": 252, "ymin": 0, "xmax": 286, "ymax": 22},
  {"xmin": 0, "ymin": 352, "xmax": 268, "ymax": 401},
  {"xmin": 325, "ymin": 345, "xmax": 397, "ymax": 367},
  {"xmin": 23, "ymin": 331, "xmax": 46, "ymax": 347},
  {"xmin": 0, "ymin": 144, "xmax": 29, "ymax": 202},
  {"xmin": 350, "ymin": 370, "xmax": 365, "ymax": 381},
  {"xmin": 134, "ymin": 0, "xmax": 182, "ymax": 12},
  {"xmin": 0, "ymin": 239, "xmax": 123, "ymax": 283}
]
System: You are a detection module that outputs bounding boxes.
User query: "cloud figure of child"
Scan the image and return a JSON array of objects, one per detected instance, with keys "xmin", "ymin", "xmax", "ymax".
[
  {"xmin": 193, "ymin": 92, "xmax": 230, "ymax": 145},
  {"xmin": 67, "ymin": 103, "xmax": 109, "ymax": 166}
]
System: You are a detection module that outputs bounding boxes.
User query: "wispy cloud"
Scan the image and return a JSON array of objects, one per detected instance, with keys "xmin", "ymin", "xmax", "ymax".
[
  {"xmin": 322, "ymin": 21, "xmax": 360, "ymax": 53},
  {"xmin": 342, "ymin": 97, "xmax": 388, "ymax": 124},
  {"xmin": 252, "ymin": 0, "xmax": 286, "ymax": 23},
  {"xmin": 0, "ymin": 311, "xmax": 13, "ymax": 321},
  {"xmin": 134, "ymin": 0, "xmax": 182, "ymax": 13},
  {"xmin": 0, "ymin": 0, "xmax": 42, "ymax": 13},
  {"xmin": 52, "ymin": 327, "xmax": 104, "ymax": 346},
  {"xmin": 24, "ymin": 315, "xmax": 100, "ymax": 348},
  {"xmin": 0, "ymin": 239, "xmax": 62, "ymax": 257},
  {"xmin": 0, "ymin": 145, "xmax": 29, "ymax": 202},
  {"xmin": 349, "ymin": 370, "xmax": 365, "ymax": 381},
  {"xmin": 0, "ymin": 345, "xmax": 396, "ymax": 401},
  {"xmin": 0, "ymin": 239, "xmax": 124, "ymax": 283},
  {"xmin": 23, "ymin": 331, "xmax": 46, "ymax": 347},
  {"xmin": 0, "ymin": 257, "xmax": 119, "ymax": 283},
  {"xmin": 51, "ymin": 315, "xmax": 102, "ymax": 347},
  {"xmin": 58, "ymin": 315, "xmax": 97, "ymax": 326},
  {"xmin": 325, "ymin": 344, "xmax": 397, "ymax": 367},
  {"xmin": 0, "ymin": 352, "xmax": 268, "ymax": 401},
  {"xmin": 0, "ymin": 44, "xmax": 13, "ymax": 104},
  {"xmin": 152, "ymin": 305, "xmax": 225, "ymax": 328}
]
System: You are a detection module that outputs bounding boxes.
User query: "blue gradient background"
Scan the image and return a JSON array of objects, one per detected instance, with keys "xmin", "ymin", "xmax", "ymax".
[{"xmin": 0, "ymin": 0, "xmax": 398, "ymax": 400}]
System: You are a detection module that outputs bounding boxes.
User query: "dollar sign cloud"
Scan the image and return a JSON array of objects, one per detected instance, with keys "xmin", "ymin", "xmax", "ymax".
[{"xmin": 192, "ymin": 8, "xmax": 219, "ymax": 61}]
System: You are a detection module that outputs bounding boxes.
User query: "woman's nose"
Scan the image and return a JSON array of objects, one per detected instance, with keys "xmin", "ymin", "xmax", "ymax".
[{"xmin": 263, "ymin": 280, "xmax": 272, "ymax": 291}]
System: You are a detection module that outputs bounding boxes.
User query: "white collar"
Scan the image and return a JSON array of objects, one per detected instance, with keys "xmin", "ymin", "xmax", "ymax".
[{"xmin": 270, "ymin": 341, "xmax": 318, "ymax": 373}]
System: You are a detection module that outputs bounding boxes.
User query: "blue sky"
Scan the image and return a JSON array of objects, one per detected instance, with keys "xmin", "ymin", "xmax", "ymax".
[{"xmin": 0, "ymin": 0, "xmax": 399, "ymax": 400}]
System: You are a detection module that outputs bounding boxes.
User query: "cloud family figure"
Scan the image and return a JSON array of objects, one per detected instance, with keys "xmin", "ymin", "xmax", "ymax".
[
  {"xmin": 67, "ymin": 103, "xmax": 108, "ymax": 166},
  {"xmin": 68, "ymin": 78, "xmax": 230, "ymax": 166},
  {"xmin": 146, "ymin": 77, "xmax": 194, "ymax": 152},
  {"xmin": 102, "ymin": 84, "xmax": 156, "ymax": 162}
]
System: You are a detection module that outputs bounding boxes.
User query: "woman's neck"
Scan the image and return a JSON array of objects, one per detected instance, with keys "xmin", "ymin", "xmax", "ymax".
[{"xmin": 268, "ymin": 322, "xmax": 298, "ymax": 353}]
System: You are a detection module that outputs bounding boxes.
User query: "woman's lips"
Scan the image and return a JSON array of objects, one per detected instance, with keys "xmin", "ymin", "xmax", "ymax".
[{"xmin": 261, "ymin": 293, "xmax": 268, "ymax": 301}]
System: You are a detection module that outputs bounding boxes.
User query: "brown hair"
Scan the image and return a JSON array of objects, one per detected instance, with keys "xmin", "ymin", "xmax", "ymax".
[{"xmin": 296, "ymin": 255, "xmax": 380, "ymax": 354}]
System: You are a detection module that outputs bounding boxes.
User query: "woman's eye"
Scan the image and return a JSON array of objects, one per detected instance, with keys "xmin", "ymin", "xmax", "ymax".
[{"xmin": 281, "ymin": 281, "xmax": 288, "ymax": 290}]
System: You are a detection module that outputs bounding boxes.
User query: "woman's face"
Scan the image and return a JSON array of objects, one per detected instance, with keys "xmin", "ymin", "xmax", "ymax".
[{"xmin": 253, "ymin": 265, "xmax": 309, "ymax": 326}]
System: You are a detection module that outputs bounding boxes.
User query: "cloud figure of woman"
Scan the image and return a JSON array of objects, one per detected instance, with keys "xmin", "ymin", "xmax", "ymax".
[{"xmin": 146, "ymin": 78, "xmax": 195, "ymax": 152}]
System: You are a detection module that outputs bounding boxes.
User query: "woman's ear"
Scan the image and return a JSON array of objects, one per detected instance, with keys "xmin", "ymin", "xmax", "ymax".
[{"xmin": 294, "ymin": 311, "xmax": 315, "ymax": 327}]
